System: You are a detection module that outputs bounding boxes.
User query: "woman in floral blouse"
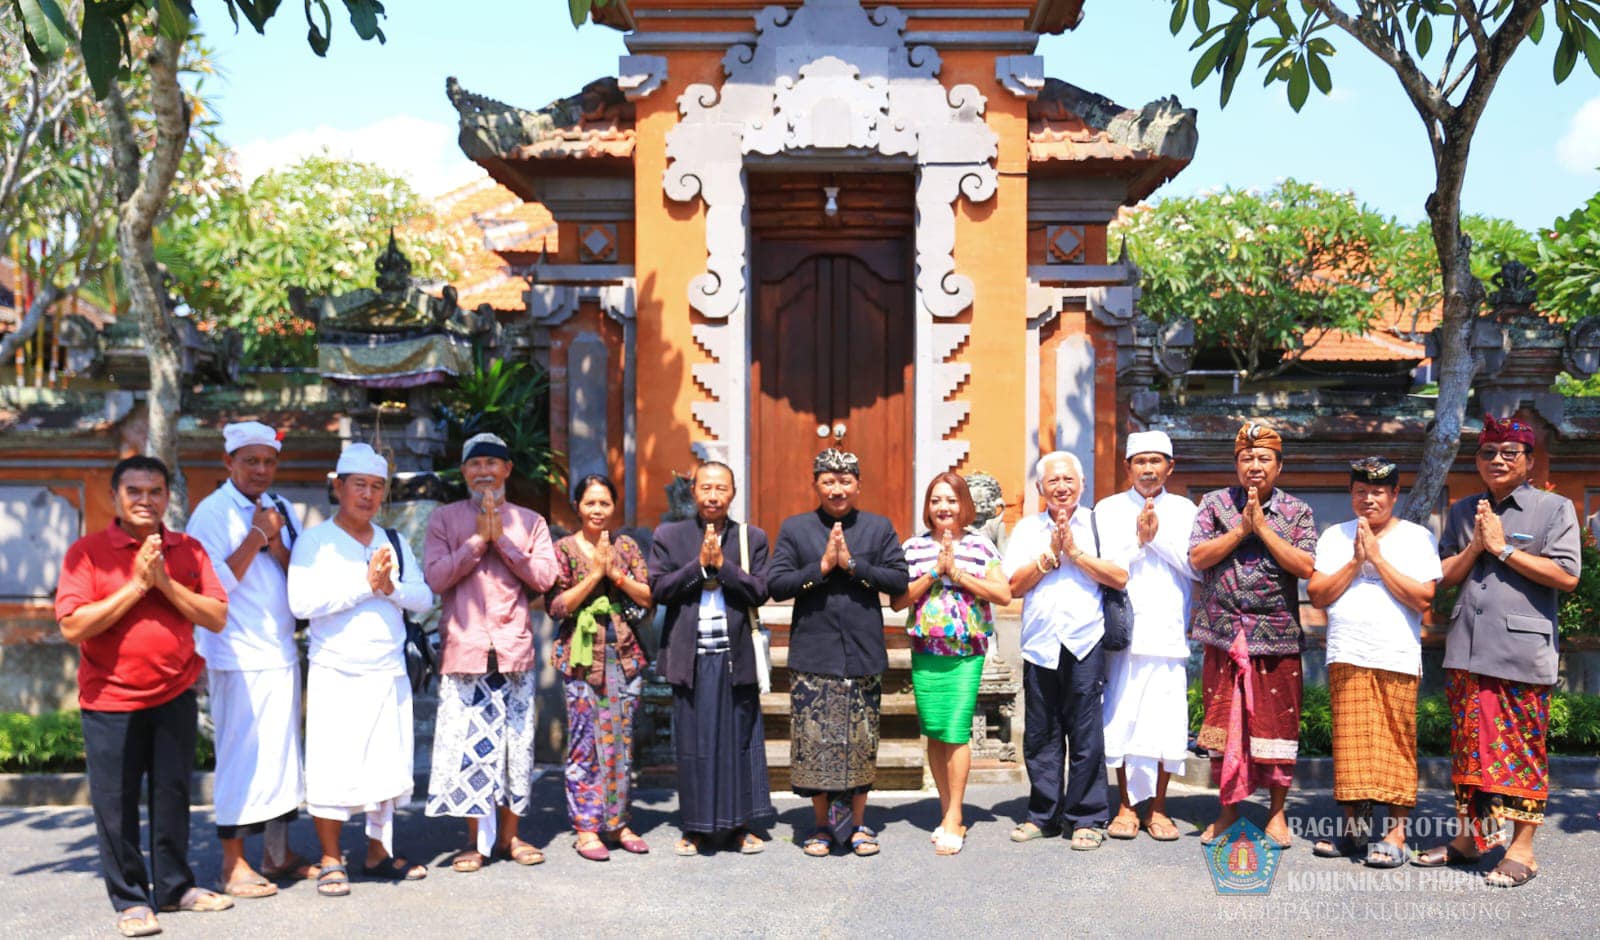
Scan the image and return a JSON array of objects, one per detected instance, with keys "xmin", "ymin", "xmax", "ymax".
[
  {"xmin": 891, "ymin": 472, "xmax": 1011, "ymax": 855},
  {"xmin": 547, "ymin": 474, "xmax": 653, "ymax": 861}
]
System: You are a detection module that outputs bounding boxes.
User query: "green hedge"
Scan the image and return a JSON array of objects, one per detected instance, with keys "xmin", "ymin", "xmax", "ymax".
[
  {"xmin": 0, "ymin": 712, "xmax": 214, "ymax": 773},
  {"xmin": 1187, "ymin": 684, "xmax": 1600, "ymax": 757}
]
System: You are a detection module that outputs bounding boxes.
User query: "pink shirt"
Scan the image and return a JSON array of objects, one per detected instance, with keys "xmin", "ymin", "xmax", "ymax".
[{"xmin": 423, "ymin": 499, "xmax": 559, "ymax": 675}]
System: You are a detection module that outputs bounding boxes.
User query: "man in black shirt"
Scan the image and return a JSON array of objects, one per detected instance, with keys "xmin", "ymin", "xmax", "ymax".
[{"xmin": 769, "ymin": 449, "xmax": 909, "ymax": 857}]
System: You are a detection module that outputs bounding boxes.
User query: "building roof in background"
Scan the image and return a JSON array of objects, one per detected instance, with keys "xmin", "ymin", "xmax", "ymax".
[
  {"xmin": 431, "ymin": 177, "xmax": 556, "ymax": 313},
  {"xmin": 0, "ymin": 258, "xmax": 116, "ymax": 333}
]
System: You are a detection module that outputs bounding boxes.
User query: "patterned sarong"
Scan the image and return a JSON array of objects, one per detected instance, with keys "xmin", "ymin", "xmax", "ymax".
[
  {"xmin": 563, "ymin": 654, "xmax": 640, "ymax": 833},
  {"xmin": 1329, "ymin": 662, "xmax": 1417, "ymax": 807},
  {"xmin": 1198, "ymin": 634, "xmax": 1302, "ymax": 804},
  {"xmin": 789, "ymin": 671, "xmax": 881, "ymax": 798},
  {"xmin": 426, "ymin": 670, "xmax": 538, "ymax": 822},
  {"xmin": 1447, "ymin": 669, "xmax": 1550, "ymax": 850}
]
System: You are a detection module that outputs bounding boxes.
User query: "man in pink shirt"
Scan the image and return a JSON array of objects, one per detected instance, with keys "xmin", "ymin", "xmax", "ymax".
[{"xmin": 423, "ymin": 433, "xmax": 560, "ymax": 872}]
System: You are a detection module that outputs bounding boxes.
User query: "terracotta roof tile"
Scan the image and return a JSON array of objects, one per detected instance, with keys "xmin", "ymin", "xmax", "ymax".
[
  {"xmin": 425, "ymin": 179, "xmax": 554, "ymax": 315},
  {"xmin": 1299, "ymin": 328, "xmax": 1426, "ymax": 363}
]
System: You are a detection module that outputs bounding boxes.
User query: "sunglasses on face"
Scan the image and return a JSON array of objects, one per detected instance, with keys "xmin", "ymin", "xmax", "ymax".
[{"xmin": 1476, "ymin": 446, "xmax": 1528, "ymax": 462}]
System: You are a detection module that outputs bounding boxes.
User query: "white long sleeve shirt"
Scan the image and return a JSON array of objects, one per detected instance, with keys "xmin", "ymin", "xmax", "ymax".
[
  {"xmin": 1002, "ymin": 506, "xmax": 1104, "ymax": 668},
  {"xmin": 1093, "ymin": 488, "xmax": 1200, "ymax": 659},
  {"xmin": 288, "ymin": 518, "xmax": 434, "ymax": 677},
  {"xmin": 185, "ymin": 481, "xmax": 298, "ymax": 671}
]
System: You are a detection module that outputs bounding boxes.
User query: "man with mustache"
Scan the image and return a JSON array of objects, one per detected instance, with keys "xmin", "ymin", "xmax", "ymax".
[
  {"xmin": 1190, "ymin": 423, "xmax": 1317, "ymax": 851},
  {"xmin": 649, "ymin": 461, "xmax": 775, "ymax": 856},
  {"xmin": 1307, "ymin": 456, "xmax": 1440, "ymax": 868},
  {"xmin": 57, "ymin": 455, "xmax": 232, "ymax": 936},
  {"xmin": 1093, "ymin": 431, "xmax": 1199, "ymax": 844},
  {"xmin": 1003, "ymin": 451, "xmax": 1128, "ymax": 851},
  {"xmin": 423, "ymin": 432, "xmax": 559, "ymax": 872},
  {"xmin": 1413, "ymin": 416, "xmax": 1580, "ymax": 888},
  {"xmin": 288, "ymin": 443, "xmax": 435, "ymax": 898},
  {"xmin": 186, "ymin": 422, "xmax": 319, "ymax": 897}
]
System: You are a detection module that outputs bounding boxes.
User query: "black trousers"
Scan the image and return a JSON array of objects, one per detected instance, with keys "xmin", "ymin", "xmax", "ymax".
[
  {"xmin": 81, "ymin": 690, "xmax": 198, "ymax": 912},
  {"xmin": 1023, "ymin": 643, "xmax": 1109, "ymax": 832}
]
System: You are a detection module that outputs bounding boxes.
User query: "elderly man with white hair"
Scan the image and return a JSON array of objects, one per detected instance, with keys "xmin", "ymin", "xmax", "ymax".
[
  {"xmin": 423, "ymin": 432, "xmax": 559, "ymax": 873},
  {"xmin": 288, "ymin": 443, "xmax": 434, "ymax": 898},
  {"xmin": 1093, "ymin": 431, "xmax": 1199, "ymax": 844},
  {"xmin": 186, "ymin": 421, "xmax": 318, "ymax": 897},
  {"xmin": 1002, "ymin": 451, "xmax": 1128, "ymax": 851}
]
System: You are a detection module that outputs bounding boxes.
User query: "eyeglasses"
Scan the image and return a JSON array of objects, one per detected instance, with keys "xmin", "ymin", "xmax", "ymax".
[{"xmin": 1475, "ymin": 446, "xmax": 1528, "ymax": 462}]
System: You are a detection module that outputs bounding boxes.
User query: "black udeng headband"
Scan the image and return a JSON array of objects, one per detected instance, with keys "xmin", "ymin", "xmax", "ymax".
[{"xmin": 1349, "ymin": 456, "xmax": 1398, "ymax": 486}]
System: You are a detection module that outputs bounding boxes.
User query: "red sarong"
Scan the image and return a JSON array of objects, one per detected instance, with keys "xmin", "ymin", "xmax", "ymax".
[
  {"xmin": 1198, "ymin": 632, "xmax": 1302, "ymax": 804},
  {"xmin": 1446, "ymin": 669, "xmax": 1549, "ymax": 850}
]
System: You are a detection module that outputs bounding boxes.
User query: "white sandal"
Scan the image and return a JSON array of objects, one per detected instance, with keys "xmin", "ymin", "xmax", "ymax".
[
  {"xmin": 934, "ymin": 828, "xmax": 966, "ymax": 855},
  {"xmin": 930, "ymin": 826, "xmax": 944, "ymax": 844}
]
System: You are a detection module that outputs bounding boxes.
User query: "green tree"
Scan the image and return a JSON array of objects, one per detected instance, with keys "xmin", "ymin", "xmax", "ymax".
[
  {"xmin": 1375, "ymin": 214, "xmax": 1537, "ymax": 336},
  {"xmin": 1168, "ymin": 0, "xmax": 1600, "ymax": 525},
  {"xmin": 1116, "ymin": 179, "xmax": 1394, "ymax": 380},
  {"xmin": 164, "ymin": 155, "xmax": 465, "ymax": 368},
  {"xmin": 1535, "ymin": 188, "xmax": 1600, "ymax": 322},
  {"xmin": 7, "ymin": 0, "xmax": 386, "ymax": 523}
]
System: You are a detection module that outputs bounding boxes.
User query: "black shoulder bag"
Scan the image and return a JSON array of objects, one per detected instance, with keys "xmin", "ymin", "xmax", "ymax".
[
  {"xmin": 383, "ymin": 527, "xmax": 437, "ymax": 694},
  {"xmin": 1089, "ymin": 511, "xmax": 1133, "ymax": 652}
]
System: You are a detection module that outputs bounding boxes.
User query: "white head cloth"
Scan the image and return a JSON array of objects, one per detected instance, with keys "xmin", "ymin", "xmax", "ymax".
[
  {"xmin": 335, "ymin": 443, "xmax": 388, "ymax": 479},
  {"xmin": 223, "ymin": 421, "xmax": 281, "ymax": 454},
  {"xmin": 1125, "ymin": 430, "xmax": 1174, "ymax": 460}
]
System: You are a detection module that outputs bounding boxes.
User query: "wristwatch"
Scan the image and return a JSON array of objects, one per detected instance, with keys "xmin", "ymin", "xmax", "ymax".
[
  {"xmin": 1497, "ymin": 545, "xmax": 1515, "ymax": 564},
  {"xmin": 845, "ymin": 556, "xmax": 858, "ymax": 576}
]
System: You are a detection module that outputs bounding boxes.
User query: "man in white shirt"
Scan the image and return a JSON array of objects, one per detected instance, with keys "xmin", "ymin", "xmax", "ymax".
[
  {"xmin": 1095, "ymin": 431, "xmax": 1198, "ymax": 844},
  {"xmin": 1307, "ymin": 456, "xmax": 1439, "ymax": 869},
  {"xmin": 187, "ymin": 422, "xmax": 317, "ymax": 898},
  {"xmin": 287, "ymin": 443, "xmax": 434, "ymax": 898},
  {"xmin": 1002, "ymin": 451, "xmax": 1128, "ymax": 850}
]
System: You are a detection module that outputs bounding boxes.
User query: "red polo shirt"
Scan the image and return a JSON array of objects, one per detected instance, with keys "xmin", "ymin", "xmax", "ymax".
[{"xmin": 54, "ymin": 521, "xmax": 225, "ymax": 712}]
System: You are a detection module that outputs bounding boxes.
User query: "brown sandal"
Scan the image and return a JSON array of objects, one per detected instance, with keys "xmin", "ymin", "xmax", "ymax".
[
  {"xmin": 1145, "ymin": 814, "xmax": 1182, "ymax": 842},
  {"xmin": 1484, "ymin": 858, "xmax": 1538, "ymax": 887},
  {"xmin": 492, "ymin": 841, "xmax": 546, "ymax": 866},
  {"xmin": 1107, "ymin": 813, "xmax": 1140, "ymax": 840},
  {"xmin": 451, "ymin": 850, "xmax": 484, "ymax": 873}
]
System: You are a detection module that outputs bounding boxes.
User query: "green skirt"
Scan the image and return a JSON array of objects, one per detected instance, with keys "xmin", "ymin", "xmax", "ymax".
[{"xmin": 911, "ymin": 651, "xmax": 985, "ymax": 744}]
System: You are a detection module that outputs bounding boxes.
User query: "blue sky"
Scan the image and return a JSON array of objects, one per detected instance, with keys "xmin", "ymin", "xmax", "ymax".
[{"xmin": 200, "ymin": 1, "xmax": 1600, "ymax": 231}]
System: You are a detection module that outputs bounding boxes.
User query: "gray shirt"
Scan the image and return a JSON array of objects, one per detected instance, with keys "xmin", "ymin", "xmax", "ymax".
[{"xmin": 1439, "ymin": 482, "xmax": 1581, "ymax": 686}]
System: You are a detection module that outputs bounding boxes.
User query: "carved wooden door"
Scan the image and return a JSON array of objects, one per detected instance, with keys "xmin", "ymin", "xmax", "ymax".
[{"xmin": 749, "ymin": 174, "xmax": 915, "ymax": 542}]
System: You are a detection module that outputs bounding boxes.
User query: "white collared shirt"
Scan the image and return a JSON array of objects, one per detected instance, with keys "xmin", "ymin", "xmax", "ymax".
[
  {"xmin": 1002, "ymin": 506, "xmax": 1104, "ymax": 668},
  {"xmin": 288, "ymin": 519, "xmax": 435, "ymax": 677},
  {"xmin": 1314, "ymin": 518, "xmax": 1441, "ymax": 676},
  {"xmin": 185, "ymin": 480, "xmax": 298, "ymax": 671},
  {"xmin": 1093, "ymin": 488, "xmax": 1200, "ymax": 659}
]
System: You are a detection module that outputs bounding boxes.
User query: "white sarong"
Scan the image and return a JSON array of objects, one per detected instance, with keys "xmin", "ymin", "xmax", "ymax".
[
  {"xmin": 208, "ymin": 664, "xmax": 305, "ymax": 828},
  {"xmin": 305, "ymin": 664, "xmax": 414, "ymax": 854},
  {"xmin": 1102, "ymin": 651, "xmax": 1188, "ymax": 806}
]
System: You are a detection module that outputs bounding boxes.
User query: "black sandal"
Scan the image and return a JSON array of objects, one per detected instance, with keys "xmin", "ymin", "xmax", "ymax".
[{"xmin": 1312, "ymin": 835, "xmax": 1365, "ymax": 859}]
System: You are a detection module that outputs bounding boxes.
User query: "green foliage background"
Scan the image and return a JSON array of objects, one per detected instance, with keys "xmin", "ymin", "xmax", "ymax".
[{"xmin": 0, "ymin": 711, "xmax": 212, "ymax": 772}]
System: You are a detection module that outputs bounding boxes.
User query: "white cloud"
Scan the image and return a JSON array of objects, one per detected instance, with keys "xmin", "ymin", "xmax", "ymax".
[
  {"xmin": 1557, "ymin": 97, "xmax": 1600, "ymax": 174},
  {"xmin": 230, "ymin": 115, "xmax": 486, "ymax": 198}
]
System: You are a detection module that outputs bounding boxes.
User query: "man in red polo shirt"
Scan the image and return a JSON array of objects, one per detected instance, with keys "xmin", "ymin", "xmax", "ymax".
[{"xmin": 56, "ymin": 456, "xmax": 232, "ymax": 937}]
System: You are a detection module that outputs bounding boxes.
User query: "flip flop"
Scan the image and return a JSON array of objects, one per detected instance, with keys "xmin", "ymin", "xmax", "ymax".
[
  {"xmin": 361, "ymin": 856, "xmax": 427, "ymax": 881},
  {"xmin": 116, "ymin": 906, "xmax": 160, "ymax": 938},
  {"xmin": 315, "ymin": 864, "xmax": 350, "ymax": 898},
  {"xmin": 1107, "ymin": 814, "xmax": 1140, "ymax": 840},
  {"xmin": 159, "ymin": 887, "xmax": 233, "ymax": 913},
  {"xmin": 1145, "ymin": 815, "xmax": 1182, "ymax": 842},
  {"xmin": 1484, "ymin": 858, "xmax": 1538, "ymax": 888},
  {"xmin": 222, "ymin": 877, "xmax": 278, "ymax": 899}
]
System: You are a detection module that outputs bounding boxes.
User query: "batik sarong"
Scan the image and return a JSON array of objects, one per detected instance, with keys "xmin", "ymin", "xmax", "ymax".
[
  {"xmin": 1198, "ymin": 633, "xmax": 1302, "ymax": 804},
  {"xmin": 563, "ymin": 653, "xmax": 640, "ymax": 833},
  {"xmin": 426, "ymin": 669, "xmax": 538, "ymax": 852},
  {"xmin": 789, "ymin": 671, "xmax": 881, "ymax": 798},
  {"xmin": 1447, "ymin": 669, "xmax": 1550, "ymax": 851},
  {"xmin": 1329, "ymin": 662, "xmax": 1418, "ymax": 807}
]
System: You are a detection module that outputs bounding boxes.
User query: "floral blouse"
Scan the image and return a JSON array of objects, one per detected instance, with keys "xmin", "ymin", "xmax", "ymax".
[
  {"xmin": 546, "ymin": 533, "xmax": 649, "ymax": 688},
  {"xmin": 902, "ymin": 532, "xmax": 1001, "ymax": 658}
]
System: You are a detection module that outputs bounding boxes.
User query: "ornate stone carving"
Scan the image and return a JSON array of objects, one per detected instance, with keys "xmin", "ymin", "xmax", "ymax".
[
  {"xmin": 660, "ymin": 0, "xmax": 1000, "ymax": 503},
  {"xmin": 617, "ymin": 54, "xmax": 668, "ymax": 101},
  {"xmin": 1488, "ymin": 260, "xmax": 1538, "ymax": 309},
  {"xmin": 1565, "ymin": 314, "xmax": 1600, "ymax": 379},
  {"xmin": 995, "ymin": 54, "xmax": 1045, "ymax": 99}
]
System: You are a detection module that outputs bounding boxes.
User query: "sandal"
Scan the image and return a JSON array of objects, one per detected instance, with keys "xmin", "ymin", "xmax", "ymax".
[
  {"xmin": 850, "ymin": 826, "xmax": 881, "ymax": 857},
  {"xmin": 735, "ymin": 830, "xmax": 766, "ymax": 855},
  {"xmin": 574, "ymin": 836, "xmax": 610, "ymax": 862},
  {"xmin": 159, "ymin": 887, "xmax": 233, "ymax": 913},
  {"xmin": 1145, "ymin": 814, "xmax": 1181, "ymax": 842},
  {"xmin": 1365, "ymin": 841, "xmax": 1407, "ymax": 869},
  {"xmin": 1484, "ymin": 858, "xmax": 1538, "ymax": 888},
  {"xmin": 802, "ymin": 829, "xmax": 834, "ymax": 857},
  {"xmin": 1313, "ymin": 835, "xmax": 1365, "ymax": 859},
  {"xmin": 1010, "ymin": 821, "xmax": 1059, "ymax": 843},
  {"xmin": 1411, "ymin": 842, "xmax": 1480, "ymax": 868},
  {"xmin": 222, "ymin": 877, "xmax": 278, "ymax": 899},
  {"xmin": 361, "ymin": 856, "xmax": 427, "ymax": 881},
  {"xmin": 491, "ymin": 841, "xmax": 545, "ymax": 866},
  {"xmin": 674, "ymin": 834, "xmax": 704, "ymax": 857},
  {"xmin": 934, "ymin": 826, "xmax": 966, "ymax": 856},
  {"xmin": 1107, "ymin": 812, "xmax": 1140, "ymax": 840},
  {"xmin": 260, "ymin": 854, "xmax": 320, "ymax": 882},
  {"xmin": 451, "ymin": 850, "xmax": 484, "ymax": 873},
  {"xmin": 609, "ymin": 831, "xmax": 650, "ymax": 855},
  {"xmin": 116, "ymin": 906, "xmax": 160, "ymax": 938},
  {"xmin": 1070, "ymin": 827, "xmax": 1107, "ymax": 851},
  {"xmin": 315, "ymin": 864, "xmax": 350, "ymax": 898}
]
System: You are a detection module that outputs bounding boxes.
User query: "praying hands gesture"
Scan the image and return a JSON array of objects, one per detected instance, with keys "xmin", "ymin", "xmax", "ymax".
[
  {"xmin": 700, "ymin": 524, "xmax": 723, "ymax": 569},
  {"xmin": 368, "ymin": 545, "xmax": 396, "ymax": 596},
  {"xmin": 475, "ymin": 491, "xmax": 503, "ymax": 543},
  {"xmin": 133, "ymin": 534, "xmax": 164, "ymax": 595},
  {"xmin": 1240, "ymin": 486, "xmax": 1266, "ymax": 534},
  {"xmin": 1136, "ymin": 498, "xmax": 1159, "ymax": 546},
  {"xmin": 1474, "ymin": 500, "xmax": 1507, "ymax": 556},
  {"xmin": 935, "ymin": 529, "xmax": 957, "ymax": 578},
  {"xmin": 1355, "ymin": 517, "xmax": 1380, "ymax": 565},
  {"xmin": 1053, "ymin": 509, "xmax": 1081, "ymax": 565},
  {"xmin": 819, "ymin": 523, "xmax": 852, "ymax": 575}
]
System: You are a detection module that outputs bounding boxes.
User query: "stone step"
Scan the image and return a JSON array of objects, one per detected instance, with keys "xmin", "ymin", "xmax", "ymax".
[
  {"xmin": 759, "ymin": 691, "xmax": 918, "ymax": 716},
  {"xmin": 767, "ymin": 645, "xmax": 912, "ymax": 670},
  {"xmin": 763, "ymin": 738, "xmax": 926, "ymax": 792}
]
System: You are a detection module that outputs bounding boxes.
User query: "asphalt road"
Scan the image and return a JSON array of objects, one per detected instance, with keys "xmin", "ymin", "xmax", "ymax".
[{"xmin": 2, "ymin": 779, "xmax": 1596, "ymax": 938}]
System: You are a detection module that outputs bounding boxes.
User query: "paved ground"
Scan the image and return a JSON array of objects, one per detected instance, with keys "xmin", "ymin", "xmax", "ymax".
[{"xmin": 2, "ymin": 779, "xmax": 1597, "ymax": 938}]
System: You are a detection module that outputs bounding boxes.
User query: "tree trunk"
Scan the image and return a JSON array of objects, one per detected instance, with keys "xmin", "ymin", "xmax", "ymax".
[
  {"xmin": 101, "ymin": 37, "xmax": 191, "ymax": 525},
  {"xmin": 0, "ymin": 281, "xmax": 60, "ymax": 361}
]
